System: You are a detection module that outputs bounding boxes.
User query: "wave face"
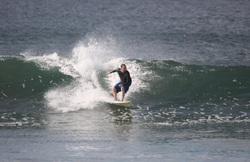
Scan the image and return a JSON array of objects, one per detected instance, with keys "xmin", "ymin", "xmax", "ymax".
[
  {"xmin": 1, "ymin": 43, "xmax": 250, "ymax": 132},
  {"xmin": 134, "ymin": 60, "xmax": 250, "ymax": 125}
]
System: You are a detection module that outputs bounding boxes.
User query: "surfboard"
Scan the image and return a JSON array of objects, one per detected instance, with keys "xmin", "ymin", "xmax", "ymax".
[{"xmin": 110, "ymin": 101, "xmax": 132, "ymax": 107}]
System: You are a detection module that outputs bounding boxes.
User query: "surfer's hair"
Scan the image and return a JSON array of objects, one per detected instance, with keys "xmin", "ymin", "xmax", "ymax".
[{"xmin": 121, "ymin": 64, "xmax": 126, "ymax": 68}]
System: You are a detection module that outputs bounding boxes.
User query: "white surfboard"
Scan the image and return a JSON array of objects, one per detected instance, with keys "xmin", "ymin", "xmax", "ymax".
[{"xmin": 110, "ymin": 101, "xmax": 132, "ymax": 107}]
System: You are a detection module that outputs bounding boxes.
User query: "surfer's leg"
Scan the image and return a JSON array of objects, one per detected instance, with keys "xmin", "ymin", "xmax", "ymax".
[
  {"xmin": 112, "ymin": 87, "xmax": 117, "ymax": 100},
  {"xmin": 121, "ymin": 87, "xmax": 125, "ymax": 101},
  {"xmin": 113, "ymin": 82, "xmax": 121, "ymax": 100},
  {"xmin": 121, "ymin": 83, "xmax": 131, "ymax": 101}
]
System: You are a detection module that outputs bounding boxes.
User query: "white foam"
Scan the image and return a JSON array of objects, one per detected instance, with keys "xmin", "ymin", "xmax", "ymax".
[
  {"xmin": 43, "ymin": 43, "xmax": 115, "ymax": 112},
  {"xmin": 44, "ymin": 80, "xmax": 112, "ymax": 112},
  {"xmin": 21, "ymin": 52, "xmax": 80, "ymax": 78}
]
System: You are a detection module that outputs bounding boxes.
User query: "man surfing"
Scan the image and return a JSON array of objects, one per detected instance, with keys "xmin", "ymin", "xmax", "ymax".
[{"xmin": 106, "ymin": 64, "xmax": 132, "ymax": 101}]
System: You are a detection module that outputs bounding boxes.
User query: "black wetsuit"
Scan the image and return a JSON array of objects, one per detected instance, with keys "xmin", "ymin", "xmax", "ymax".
[{"xmin": 111, "ymin": 68, "xmax": 132, "ymax": 86}]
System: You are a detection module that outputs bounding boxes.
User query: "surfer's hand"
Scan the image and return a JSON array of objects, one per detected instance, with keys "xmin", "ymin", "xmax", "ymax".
[
  {"xmin": 119, "ymin": 84, "xmax": 123, "ymax": 87},
  {"xmin": 106, "ymin": 72, "xmax": 111, "ymax": 74}
]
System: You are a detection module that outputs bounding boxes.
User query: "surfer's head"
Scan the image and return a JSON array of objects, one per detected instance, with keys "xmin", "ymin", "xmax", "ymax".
[{"xmin": 121, "ymin": 64, "xmax": 127, "ymax": 73}]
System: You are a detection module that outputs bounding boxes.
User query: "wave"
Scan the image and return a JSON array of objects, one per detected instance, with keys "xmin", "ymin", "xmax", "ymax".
[
  {"xmin": 1, "ymin": 42, "xmax": 250, "ymax": 128},
  {"xmin": 1, "ymin": 53, "xmax": 250, "ymax": 111}
]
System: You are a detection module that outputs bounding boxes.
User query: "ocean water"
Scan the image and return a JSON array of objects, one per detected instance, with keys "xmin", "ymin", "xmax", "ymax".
[{"xmin": 1, "ymin": 0, "xmax": 250, "ymax": 161}]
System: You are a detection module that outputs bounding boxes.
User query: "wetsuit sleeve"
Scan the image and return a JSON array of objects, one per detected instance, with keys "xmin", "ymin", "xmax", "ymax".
[{"xmin": 110, "ymin": 68, "xmax": 119, "ymax": 73}]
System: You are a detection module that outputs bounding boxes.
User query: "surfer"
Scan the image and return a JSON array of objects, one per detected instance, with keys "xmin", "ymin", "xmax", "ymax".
[{"xmin": 106, "ymin": 64, "xmax": 132, "ymax": 101}]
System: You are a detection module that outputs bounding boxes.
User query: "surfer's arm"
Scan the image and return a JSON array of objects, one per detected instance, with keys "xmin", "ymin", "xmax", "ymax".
[
  {"xmin": 110, "ymin": 69, "xmax": 118, "ymax": 73},
  {"xmin": 106, "ymin": 68, "xmax": 119, "ymax": 74}
]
